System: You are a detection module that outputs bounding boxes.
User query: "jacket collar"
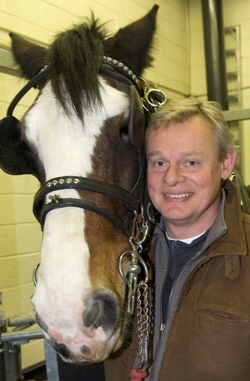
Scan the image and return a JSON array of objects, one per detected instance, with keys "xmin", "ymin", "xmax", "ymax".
[{"xmin": 206, "ymin": 180, "xmax": 247, "ymax": 258}]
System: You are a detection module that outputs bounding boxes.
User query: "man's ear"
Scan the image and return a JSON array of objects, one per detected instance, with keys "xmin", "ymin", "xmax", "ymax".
[{"xmin": 221, "ymin": 149, "xmax": 238, "ymax": 180}]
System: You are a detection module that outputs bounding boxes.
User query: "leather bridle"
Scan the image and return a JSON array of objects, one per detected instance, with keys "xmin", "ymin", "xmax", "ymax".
[
  {"xmin": 33, "ymin": 176, "xmax": 141, "ymax": 238},
  {"xmin": 2, "ymin": 57, "xmax": 166, "ymax": 314}
]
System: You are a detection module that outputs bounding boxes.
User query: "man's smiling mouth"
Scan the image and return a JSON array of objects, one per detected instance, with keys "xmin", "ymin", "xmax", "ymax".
[{"xmin": 166, "ymin": 193, "xmax": 192, "ymax": 199}]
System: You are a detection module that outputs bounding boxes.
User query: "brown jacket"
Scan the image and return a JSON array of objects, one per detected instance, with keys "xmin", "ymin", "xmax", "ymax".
[{"xmin": 105, "ymin": 180, "xmax": 250, "ymax": 381}]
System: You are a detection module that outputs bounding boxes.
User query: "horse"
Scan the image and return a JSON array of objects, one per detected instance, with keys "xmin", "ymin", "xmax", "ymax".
[{"xmin": 0, "ymin": 5, "xmax": 166, "ymax": 365}]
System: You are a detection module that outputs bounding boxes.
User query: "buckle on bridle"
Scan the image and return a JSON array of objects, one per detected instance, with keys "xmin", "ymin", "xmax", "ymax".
[{"xmin": 140, "ymin": 78, "xmax": 167, "ymax": 113}]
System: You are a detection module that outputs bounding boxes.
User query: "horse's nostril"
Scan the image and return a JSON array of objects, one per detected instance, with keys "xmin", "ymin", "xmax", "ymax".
[
  {"xmin": 50, "ymin": 340, "xmax": 72, "ymax": 359},
  {"xmin": 82, "ymin": 292, "xmax": 119, "ymax": 335},
  {"xmin": 83, "ymin": 300, "xmax": 102, "ymax": 327},
  {"xmin": 81, "ymin": 345, "xmax": 91, "ymax": 355}
]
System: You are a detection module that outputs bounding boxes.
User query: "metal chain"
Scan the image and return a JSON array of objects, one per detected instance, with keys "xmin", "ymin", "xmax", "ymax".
[{"xmin": 136, "ymin": 281, "xmax": 149, "ymax": 369}]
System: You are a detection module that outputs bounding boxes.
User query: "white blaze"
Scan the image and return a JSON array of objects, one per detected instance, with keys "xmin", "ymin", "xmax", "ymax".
[{"xmin": 28, "ymin": 77, "xmax": 129, "ymax": 334}]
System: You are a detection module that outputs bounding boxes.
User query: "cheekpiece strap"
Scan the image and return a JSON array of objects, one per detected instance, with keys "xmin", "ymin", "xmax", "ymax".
[{"xmin": 7, "ymin": 65, "xmax": 49, "ymax": 117}]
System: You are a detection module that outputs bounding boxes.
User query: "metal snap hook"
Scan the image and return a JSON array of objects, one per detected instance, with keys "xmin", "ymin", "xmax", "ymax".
[{"xmin": 145, "ymin": 88, "xmax": 167, "ymax": 109}]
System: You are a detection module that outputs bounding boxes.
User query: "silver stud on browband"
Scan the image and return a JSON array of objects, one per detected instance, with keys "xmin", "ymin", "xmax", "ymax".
[
  {"xmin": 46, "ymin": 177, "xmax": 80, "ymax": 188},
  {"xmin": 103, "ymin": 56, "xmax": 140, "ymax": 87}
]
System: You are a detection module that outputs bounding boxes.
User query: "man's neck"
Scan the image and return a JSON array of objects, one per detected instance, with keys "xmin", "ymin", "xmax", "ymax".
[
  {"xmin": 165, "ymin": 218, "xmax": 215, "ymax": 240},
  {"xmin": 166, "ymin": 231, "xmax": 206, "ymax": 244}
]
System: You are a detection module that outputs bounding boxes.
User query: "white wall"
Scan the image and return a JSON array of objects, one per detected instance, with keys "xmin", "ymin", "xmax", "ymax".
[
  {"xmin": 188, "ymin": 0, "xmax": 250, "ymax": 184},
  {"xmin": 0, "ymin": 0, "xmax": 188, "ymax": 370}
]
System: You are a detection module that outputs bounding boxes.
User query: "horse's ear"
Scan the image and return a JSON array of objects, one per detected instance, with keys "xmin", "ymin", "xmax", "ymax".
[
  {"xmin": 10, "ymin": 33, "xmax": 48, "ymax": 80},
  {"xmin": 104, "ymin": 5, "xmax": 158, "ymax": 77}
]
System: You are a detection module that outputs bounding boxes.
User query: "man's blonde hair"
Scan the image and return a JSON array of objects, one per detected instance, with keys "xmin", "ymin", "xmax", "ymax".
[{"xmin": 147, "ymin": 97, "xmax": 236, "ymax": 161}]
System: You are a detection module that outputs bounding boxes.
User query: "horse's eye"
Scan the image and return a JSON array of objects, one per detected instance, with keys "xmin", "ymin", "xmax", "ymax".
[{"xmin": 120, "ymin": 124, "xmax": 129, "ymax": 140}]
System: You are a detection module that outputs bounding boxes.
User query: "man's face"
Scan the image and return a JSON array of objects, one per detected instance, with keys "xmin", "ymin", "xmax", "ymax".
[{"xmin": 147, "ymin": 116, "xmax": 236, "ymax": 238}]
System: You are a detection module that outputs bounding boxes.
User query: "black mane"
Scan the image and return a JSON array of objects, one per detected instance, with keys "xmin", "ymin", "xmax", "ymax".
[{"xmin": 47, "ymin": 16, "xmax": 107, "ymax": 120}]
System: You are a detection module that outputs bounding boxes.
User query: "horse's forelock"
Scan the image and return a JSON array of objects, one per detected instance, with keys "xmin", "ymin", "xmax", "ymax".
[{"xmin": 48, "ymin": 16, "xmax": 107, "ymax": 120}]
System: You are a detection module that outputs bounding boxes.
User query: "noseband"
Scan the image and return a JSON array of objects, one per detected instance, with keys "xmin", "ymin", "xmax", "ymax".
[
  {"xmin": 5, "ymin": 57, "xmax": 166, "ymax": 314},
  {"xmin": 33, "ymin": 176, "xmax": 143, "ymax": 238}
]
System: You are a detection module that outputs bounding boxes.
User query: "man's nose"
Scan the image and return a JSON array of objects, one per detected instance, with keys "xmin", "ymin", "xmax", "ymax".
[{"xmin": 163, "ymin": 164, "xmax": 185, "ymax": 186}]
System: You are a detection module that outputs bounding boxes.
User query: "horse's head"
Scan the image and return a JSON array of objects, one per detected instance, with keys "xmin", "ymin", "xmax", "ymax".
[{"xmin": 0, "ymin": 5, "xmax": 164, "ymax": 363}]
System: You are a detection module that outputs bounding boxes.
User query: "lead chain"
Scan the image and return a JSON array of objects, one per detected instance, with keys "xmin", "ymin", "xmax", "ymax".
[{"xmin": 136, "ymin": 281, "xmax": 149, "ymax": 369}]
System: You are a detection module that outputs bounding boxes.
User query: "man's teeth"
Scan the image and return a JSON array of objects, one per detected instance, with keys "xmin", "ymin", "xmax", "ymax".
[{"xmin": 166, "ymin": 193, "xmax": 192, "ymax": 199}]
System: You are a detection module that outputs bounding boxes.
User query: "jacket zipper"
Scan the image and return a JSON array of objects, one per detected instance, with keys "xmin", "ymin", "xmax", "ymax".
[
  {"xmin": 148, "ymin": 286, "xmax": 172, "ymax": 380},
  {"xmin": 159, "ymin": 323, "xmax": 166, "ymax": 341}
]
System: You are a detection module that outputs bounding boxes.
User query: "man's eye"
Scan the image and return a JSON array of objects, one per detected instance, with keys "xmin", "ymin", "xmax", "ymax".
[
  {"xmin": 188, "ymin": 160, "xmax": 196, "ymax": 166},
  {"xmin": 156, "ymin": 161, "xmax": 164, "ymax": 166}
]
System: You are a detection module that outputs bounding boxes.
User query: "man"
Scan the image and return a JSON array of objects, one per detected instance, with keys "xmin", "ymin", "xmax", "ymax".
[{"xmin": 105, "ymin": 97, "xmax": 250, "ymax": 381}]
